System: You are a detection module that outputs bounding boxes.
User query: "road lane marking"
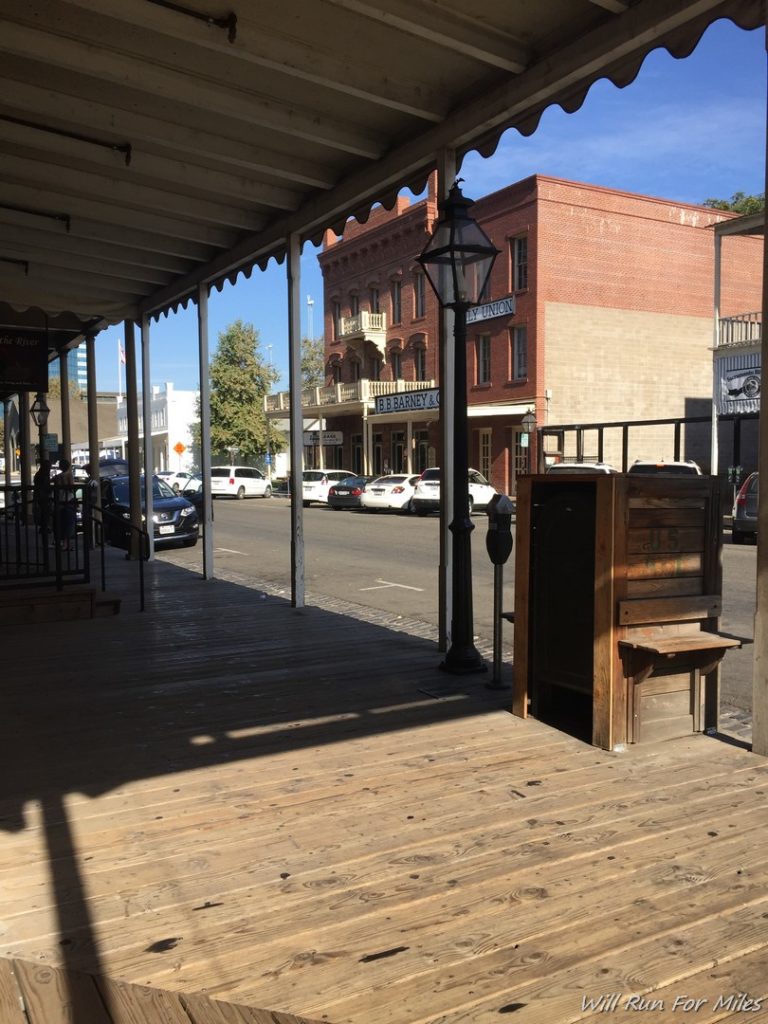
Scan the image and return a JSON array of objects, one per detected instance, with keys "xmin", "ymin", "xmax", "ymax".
[
  {"xmin": 360, "ymin": 579, "xmax": 424, "ymax": 592},
  {"xmin": 216, "ymin": 547, "xmax": 247, "ymax": 555}
]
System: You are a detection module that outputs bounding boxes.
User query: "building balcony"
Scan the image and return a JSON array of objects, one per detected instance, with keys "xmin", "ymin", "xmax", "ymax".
[
  {"xmin": 718, "ymin": 311, "xmax": 761, "ymax": 349},
  {"xmin": 336, "ymin": 310, "xmax": 387, "ymax": 357},
  {"xmin": 265, "ymin": 378, "xmax": 436, "ymax": 415}
]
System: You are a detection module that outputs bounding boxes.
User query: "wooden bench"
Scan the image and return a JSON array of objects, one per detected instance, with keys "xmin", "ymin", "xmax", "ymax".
[{"xmin": 618, "ymin": 595, "xmax": 740, "ymax": 743}]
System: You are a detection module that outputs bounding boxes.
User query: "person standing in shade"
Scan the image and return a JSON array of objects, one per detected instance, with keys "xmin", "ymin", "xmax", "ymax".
[
  {"xmin": 53, "ymin": 459, "xmax": 77, "ymax": 551},
  {"xmin": 32, "ymin": 460, "xmax": 52, "ymax": 543}
]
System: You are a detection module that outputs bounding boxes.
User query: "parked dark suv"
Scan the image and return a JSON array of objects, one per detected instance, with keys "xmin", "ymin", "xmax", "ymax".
[{"xmin": 732, "ymin": 471, "xmax": 758, "ymax": 544}]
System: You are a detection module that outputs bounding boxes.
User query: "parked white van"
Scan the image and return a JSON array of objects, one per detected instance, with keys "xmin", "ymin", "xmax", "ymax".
[{"xmin": 210, "ymin": 466, "xmax": 272, "ymax": 499}]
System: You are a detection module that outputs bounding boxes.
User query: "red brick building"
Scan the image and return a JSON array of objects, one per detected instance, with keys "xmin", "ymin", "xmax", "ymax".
[{"xmin": 270, "ymin": 174, "xmax": 762, "ymax": 493}]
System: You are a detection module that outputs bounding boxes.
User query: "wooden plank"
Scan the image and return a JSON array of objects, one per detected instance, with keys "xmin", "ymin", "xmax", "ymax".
[
  {"xmin": 640, "ymin": 671, "xmax": 692, "ymax": 697},
  {"xmin": 627, "ymin": 552, "xmax": 703, "ymax": 580},
  {"xmin": 626, "ymin": 576, "xmax": 704, "ymax": 598},
  {"xmin": 96, "ymin": 975, "xmax": 190, "ymax": 1023},
  {"xmin": 629, "ymin": 508, "xmax": 706, "ymax": 529},
  {"xmin": 619, "ymin": 595, "xmax": 721, "ymax": 625},
  {"xmin": 627, "ymin": 526, "xmax": 705, "ymax": 553},
  {"xmin": 620, "ymin": 634, "xmax": 741, "ymax": 655},
  {"xmin": 628, "ymin": 496, "xmax": 706, "ymax": 509},
  {"xmin": 182, "ymin": 991, "xmax": 326, "ymax": 1023},
  {"xmin": 0, "ymin": 959, "xmax": 27, "ymax": 1024},
  {"xmin": 12, "ymin": 960, "xmax": 112, "ymax": 1024}
]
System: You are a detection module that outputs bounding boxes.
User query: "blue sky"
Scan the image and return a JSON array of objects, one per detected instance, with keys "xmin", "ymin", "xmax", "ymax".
[{"xmin": 97, "ymin": 18, "xmax": 765, "ymax": 394}]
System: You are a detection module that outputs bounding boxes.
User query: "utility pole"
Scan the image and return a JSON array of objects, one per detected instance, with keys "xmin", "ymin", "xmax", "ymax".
[
  {"xmin": 266, "ymin": 344, "xmax": 273, "ymax": 482},
  {"xmin": 307, "ymin": 295, "xmax": 314, "ymax": 340}
]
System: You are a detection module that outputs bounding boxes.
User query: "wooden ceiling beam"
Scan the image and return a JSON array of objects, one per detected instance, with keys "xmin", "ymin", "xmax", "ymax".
[
  {"xmin": 0, "ymin": 76, "xmax": 339, "ymax": 191},
  {"xmin": 0, "ymin": 15, "xmax": 383, "ymax": 159},
  {"xmin": 1, "ymin": 152, "xmax": 266, "ymax": 232},
  {"xmin": 1, "ymin": 180, "xmax": 240, "ymax": 249},
  {"xmin": 326, "ymin": 0, "xmax": 530, "ymax": 73},
  {"xmin": 61, "ymin": 0, "xmax": 447, "ymax": 123},
  {"xmin": 0, "ymin": 124, "xmax": 303, "ymax": 213}
]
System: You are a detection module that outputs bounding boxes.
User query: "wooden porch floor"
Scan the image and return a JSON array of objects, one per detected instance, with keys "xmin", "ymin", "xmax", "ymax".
[{"xmin": 2, "ymin": 553, "xmax": 768, "ymax": 1023}]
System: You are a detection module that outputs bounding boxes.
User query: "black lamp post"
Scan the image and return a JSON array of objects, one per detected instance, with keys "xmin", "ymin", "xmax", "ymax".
[
  {"xmin": 30, "ymin": 392, "xmax": 50, "ymax": 460},
  {"xmin": 418, "ymin": 180, "xmax": 500, "ymax": 674}
]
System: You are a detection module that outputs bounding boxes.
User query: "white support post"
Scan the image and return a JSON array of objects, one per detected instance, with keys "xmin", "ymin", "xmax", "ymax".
[
  {"xmin": 85, "ymin": 335, "xmax": 101, "ymax": 539},
  {"xmin": 140, "ymin": 314, "xmax": 155, "ymax": 561},
  {"xmin": 59, "ymin": 349, "xmax": 71, "ymax": 463},
  {"xmin": 288, "ymin": 233, "xmax": 305, "ymax": 608},
  {"xmin": 406, "ymin": 419, "xmax": 413, "ymax": 474},
  {"xmin": 752, "ymin": 34, "xmax": 768, "ymax": 754},
  {"xmin": 437, "ymin": 148, "xmax": 456, "ymax": 653},
  {"xmin": 198, "ymin": 283, "xmax": 214, "ymax": 580},
  {"xmin": 711, "ymin": 232, "xmax": 721, "ymax": 476},
  {"xmin": 124, "ymin": 320, "xmax": 142, "ymax": 560}
]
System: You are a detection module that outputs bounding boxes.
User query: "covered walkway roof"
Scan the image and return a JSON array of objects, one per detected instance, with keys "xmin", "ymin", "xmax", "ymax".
[{"xmin": 0, "ymin": 0, "xmax": 763, "ymax": 335}]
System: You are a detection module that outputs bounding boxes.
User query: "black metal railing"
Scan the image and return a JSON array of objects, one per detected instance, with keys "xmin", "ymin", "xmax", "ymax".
[
  {"xmin": 91, "ymin": 504, "xmax": 150, "ymax": 612},
  {"xmin": 0, "ymin": 482, "xmax": 150, "ymax": 611}
]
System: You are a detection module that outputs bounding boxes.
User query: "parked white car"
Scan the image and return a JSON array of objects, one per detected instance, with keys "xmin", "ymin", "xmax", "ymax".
[
  {"xmin": 412, "ymin": 467, "xmax": 497, "ymax": 516},
  {"xmin": 302, "ymin": 469, "xmax": 355, "ymax": 506},
  {"xmin": 157, "ymin": 469, "xmax": 198, "ymax": 493},
  {"xmin": 210, "ymin": 466, "xmax": 272, "ymax": 499},
  {"xmin": 628, "ymin": 459, "xmax": 702, "ymax": 475},
  {"xmin": 546, "ymin": 462, "xmax": 618, "ymax": 474},
  {"xmin": 361, "ymin": 474, "xmax": 422, "ymax": 513}
]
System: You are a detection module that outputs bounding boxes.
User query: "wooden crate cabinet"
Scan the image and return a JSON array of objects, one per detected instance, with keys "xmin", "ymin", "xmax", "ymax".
[{"xmin": 512, "ymin": 474, "xmax": 739, "ymax": 750}]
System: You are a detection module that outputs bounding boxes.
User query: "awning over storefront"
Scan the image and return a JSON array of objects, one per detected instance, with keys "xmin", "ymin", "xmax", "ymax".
[{"xmin": 0, "ymin": 0, "xmax": 762, "ymax": 342}]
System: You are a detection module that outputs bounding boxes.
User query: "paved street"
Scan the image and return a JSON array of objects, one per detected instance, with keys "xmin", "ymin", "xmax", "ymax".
[{"xmin": 161, "ymin": 495, "xmax": 756, "ymax": 713}]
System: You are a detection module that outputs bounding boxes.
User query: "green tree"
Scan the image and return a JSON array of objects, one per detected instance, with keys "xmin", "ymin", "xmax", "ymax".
[
  {"xmin": 47, "ymin": 377, "xmax": 82, "ymax": 399},
  {"xmin": 301, "ymin": 336, "xmax": 325, "ymax": 388},
  {"xmin": 703, "ymin": 191, "xmax": 765, "ymax": 215},
  {"xmin": 193, "ymin": 320, "xmax": 281, "ymax": 463}
]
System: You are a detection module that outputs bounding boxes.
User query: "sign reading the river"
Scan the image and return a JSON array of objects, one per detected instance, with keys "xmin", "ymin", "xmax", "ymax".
[
  {"xmin": 374, "ymin": 388, "xmax": 440, "ymax": 415},
  {"xmin": 0, "ymin": 329, "xmax": 48, "ymax": 392}
]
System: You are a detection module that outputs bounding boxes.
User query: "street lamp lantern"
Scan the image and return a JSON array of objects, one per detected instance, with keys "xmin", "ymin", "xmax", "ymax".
[
  {"xmin": 418, "ymin": 179, "xmax": 500, "ymax": 675},
  {"xmin": 522, "ymin": 409, "xmax": 536, "ymax": 434},
  {"xmin": 30, "ymin": 393, "xmax": 50, "ymax": 429}
]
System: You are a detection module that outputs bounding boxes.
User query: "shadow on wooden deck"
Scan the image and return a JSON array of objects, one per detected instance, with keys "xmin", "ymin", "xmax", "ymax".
[{"xmin": 2, "ymin": 550, "xmax": 767, "ymax": 1024}]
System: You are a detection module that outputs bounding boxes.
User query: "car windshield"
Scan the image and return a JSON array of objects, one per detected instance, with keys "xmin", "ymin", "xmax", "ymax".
[
  {"xmin": 379, "ymin": 476, "xmax": 407, "ymax": 484},
  {"xmin": 303, "ymin": 471, "xmax": 326, "ymax": 482},
  {"xmin": 110, "ymin": 477, "xmax": 176, "ymax": 503},
  {"xmin": 420, "ymin": 469, "xmax": 440, "ymax": 481}
]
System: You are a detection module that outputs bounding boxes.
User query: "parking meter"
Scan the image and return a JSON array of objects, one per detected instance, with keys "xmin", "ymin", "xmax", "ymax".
[
  {"xmin": 486, "ymin": 493, "xmax": 515, "ymax": 565},
  {"xmin": 486, "ymin": 493, "xmax": 515, "ymax": 689}
]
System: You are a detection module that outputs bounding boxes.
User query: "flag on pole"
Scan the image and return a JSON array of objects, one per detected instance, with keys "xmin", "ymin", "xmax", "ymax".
[{"xmin": 118, "ymin": 342, "xmax": 126, "ymax": 364}]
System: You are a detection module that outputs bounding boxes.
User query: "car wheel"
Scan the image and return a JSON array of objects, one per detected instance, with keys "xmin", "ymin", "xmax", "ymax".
[
  {"xmin": 415, "ymin": 507, "xmax": 428, "ymax": 517},
  {"xmin": 263, "ymin": 485, "xmax": 272, "ymax": 499},
  {"xmin": 401, "ymin": 499, "xmax": 414, "ymax": 514},
  {"xmin": 236, "ymin": 485, "xmax": 245, "ymax": 499},
  {"xmin": 332, "ymin": 505, "xmax": 342, "ymax": 510},
  {"xmin": 732, "ymin": 531, "xmax": 745, "ymax": 545}
]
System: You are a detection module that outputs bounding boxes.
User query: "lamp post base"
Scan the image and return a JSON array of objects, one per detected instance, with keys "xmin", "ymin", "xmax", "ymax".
[{"xmin": 439, "ymin": 644, "xmax": 487, "ymax": 675}]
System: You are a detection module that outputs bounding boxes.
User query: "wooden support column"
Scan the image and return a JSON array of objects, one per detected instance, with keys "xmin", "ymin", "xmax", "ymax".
[
  {"xmin": 3, "ymin": 400, "xmax": 12, "ymax": 486},
  {"xmin": 85, "ymin": 335, "xmax": 101, "ymax": 537},
  {"xmin": 197, "ymin": 283, "xmax": 214, "ymax": 579},
  {"xmin": 19, "ymin": 391, "xmax": 32, "ymax": 499},
  {"xmin": 288, "ymin": 232, "xmax": 305, "ymax": 608},
  {"xmin": 438, "ymin": 148, "xmax": 456, "ymax": 653},
  {"xmin": 711, "ymin": 231, "xmax": 722, "ymax": 475},
  {"xmin": 140, "ymin": 315, "xmax": 154, "ymax": 561},
  {"xmin": 752, "ymin": 26, "xmax": 768, "ymax": 756},
  {"xmin": 59, "ymin": 349, "xmax": 71, "ymax": 462},
  {"xmin": 124, "ymin": 320, "xmax": 142, "ymax": 560}
]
